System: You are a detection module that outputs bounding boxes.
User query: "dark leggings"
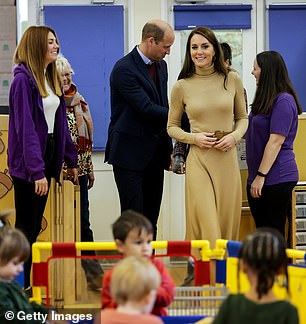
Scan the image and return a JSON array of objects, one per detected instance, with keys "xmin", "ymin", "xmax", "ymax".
[
  {"xmin": 247, "ymin": 181, "xmax": 296, "ymax": 238},
  {"xmin": 13, "ymin": 134, "xmax": 55, "ymax": 288},
  {"xmin": 13, "ymin": 176, "xmax": 51, "ymax": 288},
  {"xmin": 79, "ymin": 174, "xmax": 95, "ymax": 256}
]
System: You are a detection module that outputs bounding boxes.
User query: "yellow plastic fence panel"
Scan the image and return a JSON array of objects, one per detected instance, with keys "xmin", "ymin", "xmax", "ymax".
[
  {"xmin": 226, "ymin": 255, "xmax": 306, "ymax": 324},
  {"xmin": 287, "ymin": 265, "xmax": 306, "ymax": 324},
  {"xmin": 225, "ymin": 256, "xmax": 249, "ymax": 294}
]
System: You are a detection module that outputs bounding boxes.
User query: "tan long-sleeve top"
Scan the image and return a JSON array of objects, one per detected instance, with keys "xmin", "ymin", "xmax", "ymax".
[{"xmin": 167, "ymin": 65, "xmax": 248, "ymax": 143}]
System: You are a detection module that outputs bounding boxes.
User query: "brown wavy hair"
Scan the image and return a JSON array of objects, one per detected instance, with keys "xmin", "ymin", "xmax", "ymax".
[
  {"xmin": 178, "ymin": 26, "xmax": 228, "ymax": 88},
  {"xmin": 13, "ymin": 25, "xmax": 62, "ymax": 98}
]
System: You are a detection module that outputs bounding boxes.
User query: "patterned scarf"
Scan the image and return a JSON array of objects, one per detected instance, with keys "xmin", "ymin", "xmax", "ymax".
[{"xmin": 64, "ymin": 84, "xmax": 93, "ymax": 153}]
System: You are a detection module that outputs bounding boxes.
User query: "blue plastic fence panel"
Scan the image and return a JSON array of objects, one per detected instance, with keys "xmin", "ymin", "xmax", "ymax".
[
  {"xmin": 72, "ymin": 317, "xmax": 207, "ymax": 324},
  {"xmin": 227, "ymin": 240, "xmax": 242, "ymax": 258},
  {"xmin": 44, "ymin": 5, "xmax": 124, "ymax": 150},
  {"xmin": 173, "ymin": 4, "xmax": 252, "ymax": 30},
  {"xmin": 14, "ymin": 271, "xmax": 24, "ymax": 288},
  {"xmin": 216, "ymin": 259, "xmax": 226, "ymax": 284},
  {"xmin": 161, "ymin": 316, "xmax": 206, "ymax": 323},
  {"xmin": 269, "ymin": 5, "xmax": 306, "ymax": 111}
]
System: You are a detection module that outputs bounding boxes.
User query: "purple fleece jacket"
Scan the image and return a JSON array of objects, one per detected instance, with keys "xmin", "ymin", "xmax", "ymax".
[{"xmin": 8, "ymin": 64, "xmax": 78, "ymax": 183}]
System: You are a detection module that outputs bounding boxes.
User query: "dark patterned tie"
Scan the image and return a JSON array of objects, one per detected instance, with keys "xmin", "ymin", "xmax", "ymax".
[{"xmin": 147, "ymin": 63, "xmax": 157, "ymax": 85}]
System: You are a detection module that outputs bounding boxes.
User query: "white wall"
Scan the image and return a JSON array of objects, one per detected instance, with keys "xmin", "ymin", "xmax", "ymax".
[{"xmin": 26, "ymin": 0, "xmax": 268, "ymax": 242}]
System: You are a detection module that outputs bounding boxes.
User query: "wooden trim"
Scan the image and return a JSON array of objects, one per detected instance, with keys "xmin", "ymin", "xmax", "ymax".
[
  {"xmin": 0, "ymin": 115, "xmax": 9, "ymax": 130},
  {"xmin": 298, "ymin": 112, "xmax": 306, "ymax": 120}
]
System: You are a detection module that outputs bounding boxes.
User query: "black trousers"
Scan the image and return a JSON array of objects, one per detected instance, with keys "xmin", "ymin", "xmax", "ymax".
[
  {"xmin": 13, "ymin": 134, "xmax": 55, "ymax": 288},
  {"xmin": 113, "ymin": 151, "xmax": 165, "ymax": 239},
  {"xmin": 79, "ymin": 174, "xmax": 95, "ymax": 256},
  {"xmin": 13, "ymin": 176, "xmax": 51, "ymax": 288},
  {"xmin": 247, "ymin": 181, "xmax": 296, "ymax": 238}
]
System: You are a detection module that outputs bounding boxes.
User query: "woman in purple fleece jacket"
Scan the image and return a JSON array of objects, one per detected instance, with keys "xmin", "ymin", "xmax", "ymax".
[{"xmin": 7, "ymin": 26, "xmax": 78, "ymax": 292}]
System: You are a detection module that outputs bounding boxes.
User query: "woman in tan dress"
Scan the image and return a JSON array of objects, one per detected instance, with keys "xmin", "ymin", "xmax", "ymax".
[{"xmin": 167, "ymin": 27, "xmax": 248, "ymax": 257}]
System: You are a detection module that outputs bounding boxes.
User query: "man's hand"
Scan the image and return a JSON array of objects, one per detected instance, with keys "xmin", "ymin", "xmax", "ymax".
[{"xmin": 173, "ymin": 154, "xmax": 186, "ymax": 174}]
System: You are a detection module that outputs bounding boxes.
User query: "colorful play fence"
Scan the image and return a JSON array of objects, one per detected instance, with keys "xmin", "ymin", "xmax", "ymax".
[
  {"xmin": 31, "ymin": 239, "xmax": 306, "ymax": 323},
  {"xmin": 31, "ymin": 240, "xmax": 214, "ymax": 307}
]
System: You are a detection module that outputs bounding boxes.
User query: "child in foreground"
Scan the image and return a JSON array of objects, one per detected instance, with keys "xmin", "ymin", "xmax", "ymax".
[
  {"xmin": 197, "ymin": 228, "xmax": 299, "ymax": 324},
  {"xmin": 95, "ymin": 256, "xmax": 163, "ymax": 323},
  {"xmin": 0, "ymin": 211, "xmax": 58, "ymax": 323},
  {"xmin": 101, "ymin": 209, "xmax": 175, "ymax": 316}
]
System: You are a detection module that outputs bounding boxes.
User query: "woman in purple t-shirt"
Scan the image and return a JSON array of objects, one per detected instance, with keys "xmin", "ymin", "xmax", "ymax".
[{"xmin": 246, "ymin": 51, "xmax": 302, "ymax": 238}]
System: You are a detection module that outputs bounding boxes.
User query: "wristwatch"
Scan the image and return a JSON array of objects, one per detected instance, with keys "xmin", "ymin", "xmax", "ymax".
[{"xmin": 257, "ymin": 171, "xmax": 267, "ymax": 177}]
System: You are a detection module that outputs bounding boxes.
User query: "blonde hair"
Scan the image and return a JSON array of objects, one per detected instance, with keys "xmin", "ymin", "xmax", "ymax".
[
  {"xmin": 13, "ymin": 25, "xmax": 62, "ymax": 98},
  {"xmin": 111, "ymin": 256, "xmax": 160, "ymax": 304},
  {"xmin": 56, "ymin": 54, "xmax": 75, "ymax": 75}
]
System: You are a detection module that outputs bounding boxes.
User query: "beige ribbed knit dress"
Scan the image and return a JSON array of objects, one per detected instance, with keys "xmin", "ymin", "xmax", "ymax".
[{"xmin": 167, "ymin": 65, "xmax": 248, "ymax": 254}]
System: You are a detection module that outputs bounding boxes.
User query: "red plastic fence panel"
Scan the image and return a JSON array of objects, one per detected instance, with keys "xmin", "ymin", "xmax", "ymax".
[
  {"xmin": 32, "ymin": 262, "xmax": 48, "ymax": 286},
  {"xmin": 52, "ymin": 242, "xmax": 77, "ymax": 257},
  {"xmin": 195, "ymin": 260, "xmax": 210, "ymax": 286},
  {"xmin": 167, "ymin": 241, "xmax": 191, "ymax": 256}
]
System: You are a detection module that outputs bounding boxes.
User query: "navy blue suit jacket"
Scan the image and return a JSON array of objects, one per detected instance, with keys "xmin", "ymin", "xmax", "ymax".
[{"xmin": 105, "ymin": 46, "xmax": 173, "ymax": 171}]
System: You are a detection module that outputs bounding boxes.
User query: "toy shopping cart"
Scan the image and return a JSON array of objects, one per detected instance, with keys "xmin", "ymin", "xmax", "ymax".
[{"xmin": 168, "ymin": 285, "xmax": 228, "ymax": 316}]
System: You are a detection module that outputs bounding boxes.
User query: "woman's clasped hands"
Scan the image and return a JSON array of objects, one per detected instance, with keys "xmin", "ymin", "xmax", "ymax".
[
  {"xmin": 194, "ymin": 132, "xmax": 235, "ymax": 152},
  {"xmin": 194, "ymin": 132, "xmax": 217, "ymax": 149},
  {"xmin": 214, "ymin": 133, "xmax": 235, "ymax": 152}
]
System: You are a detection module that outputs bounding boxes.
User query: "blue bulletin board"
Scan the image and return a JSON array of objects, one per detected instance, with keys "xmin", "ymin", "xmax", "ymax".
[
  {"xmin": 268, "ymin": 5, "xmax": 306, "ymax": 111},
  {"xmin": 44, "ymin": 5, "xmax": 124, "ymax": 150}
]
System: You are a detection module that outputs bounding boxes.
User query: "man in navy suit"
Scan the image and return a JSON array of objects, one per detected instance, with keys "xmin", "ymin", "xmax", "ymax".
[{"xmin": 105, "ymin": 20, "xmax": 175, "ymax": 237}]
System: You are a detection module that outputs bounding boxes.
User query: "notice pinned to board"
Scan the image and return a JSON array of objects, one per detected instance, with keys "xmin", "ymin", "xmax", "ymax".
[{"xmin": 237, "ymin": 139, "xmax": 247, "ymax": 170}]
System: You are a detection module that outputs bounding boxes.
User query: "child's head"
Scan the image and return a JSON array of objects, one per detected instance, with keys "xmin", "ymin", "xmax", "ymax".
[
  {"xmin": 239, "ymin": 227, "xmax": 289, "ymax": 299},
  {"xmin": 0, "ymin": 212, "xmax": 30, "ymax": 281},
  {"xmin": 111, "ymin": 255, "xmax": 161, "ymax": 313},
  {"xmin": 112, "ymin": 210, "xmax": 154, "ymax": 257}
]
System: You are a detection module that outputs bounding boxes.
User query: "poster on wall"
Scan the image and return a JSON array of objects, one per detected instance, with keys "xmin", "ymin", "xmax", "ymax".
[
  {"xmin": 180, "ymin": 29, "xmax": 243, "ymax": 77},
  {"xmin": 237, "ymin": 139, "xmax": 247, "ymax": 170}
]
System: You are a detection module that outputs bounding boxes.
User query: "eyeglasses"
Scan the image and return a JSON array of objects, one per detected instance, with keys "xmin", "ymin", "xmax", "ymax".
[{"xmin": 61, "ymin": 72, "xmax": 72, "ymax": 78}]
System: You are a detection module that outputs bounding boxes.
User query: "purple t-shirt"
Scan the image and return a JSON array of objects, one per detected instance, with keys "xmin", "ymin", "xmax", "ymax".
[{"xmin": 246, "ymin": 93, "xmax": 299, "ymax": 185}]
